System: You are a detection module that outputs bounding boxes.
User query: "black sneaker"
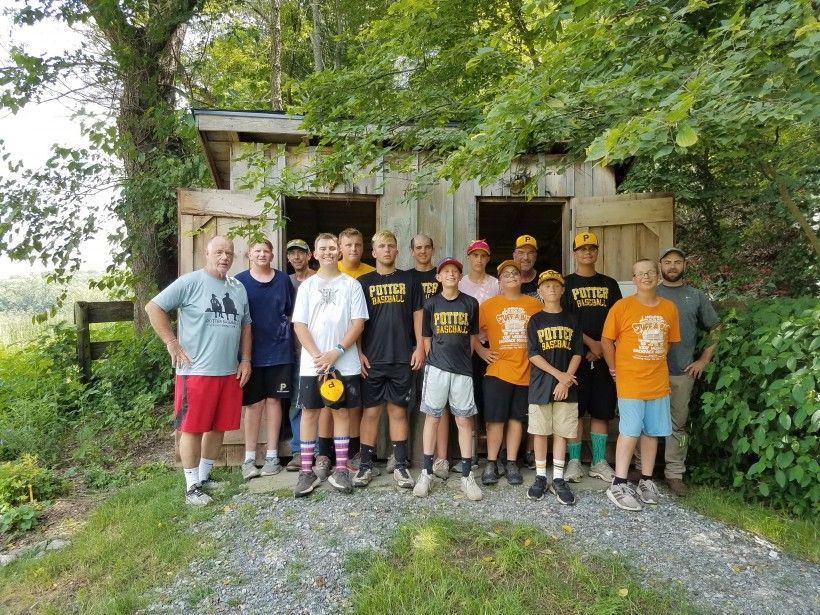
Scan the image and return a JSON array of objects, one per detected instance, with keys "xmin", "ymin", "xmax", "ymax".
[
  {"xmin": 328, "ymin": 469, "xmax": 353, "ymax": 494},
  {"xmin": 294, "ymin": 471, "xmax": 320, "ymax": 498},
  {"xmin": 506, "ymin": 461, "xmax": 523, "ymax": 485},
  {"xmin": 550, "ymin": 478, "xmax": 577, "ymax": 506},
  {"xmin": 527, "ymin": 476, "xmax": 548, "ymax": 501},
  {"xmin": 524, "ymin": 450, "xmax": 536, "ymax": 470},
  {"xmin": 482, "ymin": 461, "xmax": 499, "ymax": 485}
]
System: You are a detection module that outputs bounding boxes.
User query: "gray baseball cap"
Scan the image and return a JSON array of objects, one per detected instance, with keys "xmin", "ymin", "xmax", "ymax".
[{"xmin": 660, "ymin": 246, "xmax": 686, "ymax": 259}]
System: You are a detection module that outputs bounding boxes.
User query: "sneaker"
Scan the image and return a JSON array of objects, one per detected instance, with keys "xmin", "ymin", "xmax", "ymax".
[
  {"xmin": 285, "ymin": 454, "xmax": 301, "ymax": 472},
  {"xmin": 413, "ymin": 471, "xmax": 434, "ymax": 497},
  {"xmin": 524, "ymin": 450, "xmax": 536, "ymax": 470},
  {"xmin": 481, "ymin": 462, "xmax": 499, "ymax": 485},
  {"xmin": 666, "ymin": 477, "xmax": 688, "ymax": 496},
  {"xmin": 386, "ymin": 453, "xmax": 396, "ymax": 473},
  {"xmin": 432, "ymin": 458, "xmax": 449, "ymax": 480},
  {"xmin": 347, "ymin": 451, "xmax": 362, "ymax": 472},
  {"xmin": 460, "ymin": 475, "xmax": 483, "ymax": 501},
  {"xmin": 550, "ymin": 478, "xmax": 577, "ymax": 506},
  {"xmin": 294, "ymin": 471, "xmax": 320, "ymax": 497},
  {"xmin": 328, "ymin": 469, "xmax": 353, "ymax": 494},
  {"xmin": 314, "ymin": 455, "xmax": 332, "ymax": 481},
  {"xmin": 242, "ymin": 460, "xmax": 261, "ymax": 480},
  {"xmin": 637, "ymin": 478, "xmax": 660, "ymax": 504},
  {"xmin": 606, "ymin": 482, "xmax": 643, "ymax": 511},
  {"xmin": 496, "ymin": 458, "xmax": 507, "ymax": 476},
  {"xmin": 185, "ymin": 484, "xmax": 213, "ymax": 506},
  {"xmin": 352, "ymin": 466, "xmax": 372, "ymax": 488},
  {"xmin": 261, "ymin": 457, "xmax": 282, "ymax": 476},
  {"xmin": 564, "ymin": 458, "xmax": 584, "ymax": 483},
  {"xmin": 394, "ymin": 467, "xmax": 415, "ymax": 489},
  {"xmin": 506, "ymin": 461, "xmax": 523, "ymax": 485},
  {"xmin": 199, "ymin": 478, "xmax": 224, "ymax": 493},
  {"xmin": 588, "ymin": 459, "xmax": 615, "ymax": 482},
  {"xmin": 527, "ymin": 476, "xmax": 548, "ymax": 501}
]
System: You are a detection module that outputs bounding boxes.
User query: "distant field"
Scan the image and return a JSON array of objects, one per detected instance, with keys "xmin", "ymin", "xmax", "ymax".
[{"xmin": 0, "ymin": 274, "xmax": 112, "ymax": 346}]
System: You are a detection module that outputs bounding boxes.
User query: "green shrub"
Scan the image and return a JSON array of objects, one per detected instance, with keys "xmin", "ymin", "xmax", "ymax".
[
  {"xmin": 690, "ymin": 297, "xmax": 820, "ymax": 518},
  {"xmin": 0, "ymin": 454, "xmax": 67, "ymax": 508},
  {"xmin": 0, "ymin": 504, "xmax": 40, "ymax": 535}
]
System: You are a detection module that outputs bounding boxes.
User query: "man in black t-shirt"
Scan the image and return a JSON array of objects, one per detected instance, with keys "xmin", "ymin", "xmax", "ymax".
[
  {"xmin": 353, "ymin": 230, "xmax": 425, "ymax": 489},
  {"xmin": 527, "ymin": 270, "xmax": 583, "ymax": 505},
  {"xmin": 514, "ymin": 234, "xmax": 540, "ymax": 298},
  {"xmin": 560, "ymin": 232, "xmax": 622, "ymax": 483},
  {"xmin": 410, "ymin": 234, "xmax": 441, "ymax": 301},
  {"xmin": 414, "ymin": 257, "xmax": 483, "ymax": 501}
]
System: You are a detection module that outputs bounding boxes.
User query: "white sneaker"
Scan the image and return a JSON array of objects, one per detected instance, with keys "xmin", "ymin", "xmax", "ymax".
[
  {"xmin": 432, "ymin": 458, "xmax": 449, "ymax": 480},
  {"xmin": 241, "ymin": 460, "xmax": 261, "ymax": 480},
  {"xmin": 413, "ymin": 471, "xmax": 434, "ymax": 497},
  {"xmin": 460, "ymin": 475, "xmax": 483, "ymax": 501},
  {"xmin": 394, "ymin": 467, "xmax": 415, "ymax": 489},
  {"xmin": 260, "ymin": 457, "xmax": 282, "ymax": 476},
  {"xmin": 588, "ymin": 459, "xmax": 615, "ymax": 482},
  {"xmin": 564, "ymin": 458, "xmax": 585, "ymax": 483},
  {"xmin": 185, "ymin": 484, "xmax": 213, "ymax": 506},
  {"xmin": 386, "ymin": 453, "xmax": 396, "ymax": 473}
]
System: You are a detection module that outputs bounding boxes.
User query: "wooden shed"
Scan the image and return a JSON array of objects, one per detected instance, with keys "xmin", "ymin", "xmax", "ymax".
[{"xmin": 178, "ymin": 109, "xmax": 674, "ymax": 465}]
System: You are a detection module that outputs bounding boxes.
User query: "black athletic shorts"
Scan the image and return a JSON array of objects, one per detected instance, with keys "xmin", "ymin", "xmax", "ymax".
[
  {"xmin": 242, "ymin": 364, "xmax": 292, "ymax": 406},
  {"xmin": 483, "ymin": 376, "xmax": 528, "ymax": 423},
  {"xmin": 361, "ymin": 363, "xmax": 412, "ymax": 408},
  {"xmin": 297, "ymin": 375, "xmax": 362, "ymax": 411},
  {"xmin": 576, "ymin": 359, "xmax": 617, "ymax": 420}
]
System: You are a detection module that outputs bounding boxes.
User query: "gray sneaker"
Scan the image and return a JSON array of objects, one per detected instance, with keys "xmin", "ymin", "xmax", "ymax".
[
  {"xmin": 506, "ymin": 461, "xmax": 523, "ymax": 485},
  {"xmin": 432, "ymin": 458, "xmax": 449, "ymax": 480},
  {"xmin": 564, "ymin": 458, "xmax": 584, "ymax": 483},
  {"xmin": 199, "ymin": 478, "xmax": 224, "ymax": 493},
  {"xmin": 185, "ymin": 484, "xmax": 213, "ymax": 506},
  {"xmin": 347, "ymin": 451, "xmax": 362, "ymax": 472},
  {"xmin": 460, "ymin": 475, "xmax": 483, "ymax": 501},
  {"xmin": 606, "ymin": 482, "xmax": 643, "ymax": 511},
  {"xmin": 588, "ymin": 459, "xmax": 615, "ymax": 482},
  {"xmin": 294, "ymin": 471, "xmax": 320, "ymax": 497},
  {"xmin": 413, "ymin": 471, "xmax": 434, "ymax": 497},
  {"xmin": 242, "ymin": 460, "xmax": 261, "ymax": 480},
  {"xmin": 328, "ymin": 469, "xmax": 353, "ymax": 494},
  {"xmin": 393, "ymin": 467, "xmax": 415, "ymax": 489},
  {"xmin": 314, "ymin": 455, "xmax": 332, "ymax": 481},
  {"xmin": 386, "ymin": 453, "xmax": 396, "ymax": 473},
  {"xmin": 637, "ymin": 478, "xmax": 660, "ymax": 504},
  {"xmin": 352, "ymin": 466, "xmax": 372, "ymax": 488},
  {"xmin": 261, "ymin": 457, "xmax": 282, "ymax": 476}
]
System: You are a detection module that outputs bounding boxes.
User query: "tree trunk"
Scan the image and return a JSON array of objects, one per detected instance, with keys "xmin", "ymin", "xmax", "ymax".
[
  {"xmin": 760, "ymin": 161, "xmax": 820, "ymax": 259},
  {"xmin": 334, "ymin": 0, "xmax": 342, "ymax": 69},
  {"xmin": 310, "ymin": 0, "xmax": 324, "ymax": 72},
  {"xmin": 270, "ymin": 0, "xmax": 283, "ymax": 110}
]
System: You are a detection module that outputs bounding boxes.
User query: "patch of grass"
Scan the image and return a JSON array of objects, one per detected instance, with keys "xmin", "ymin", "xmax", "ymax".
[
  {"xmin": 349, "ymin": 517, "xmax": 698, "ymax": 615},
  {"xmin": 0, "ymin": 471, "xmax": 232, "ymax": 614},
  {"xmin": 683, "ymin": 485, "xmax": 820, "ymax": 563}
]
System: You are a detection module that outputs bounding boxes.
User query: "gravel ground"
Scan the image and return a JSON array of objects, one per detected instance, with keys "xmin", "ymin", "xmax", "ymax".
[{"xmin": 145, "ymin": 467, "xmax": 820, "ymax": 615}]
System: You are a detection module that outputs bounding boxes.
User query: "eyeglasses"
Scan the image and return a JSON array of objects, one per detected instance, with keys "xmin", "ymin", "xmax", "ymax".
[
  {"xmin": 500, "ymin": 271, "xmax": 520, "ymax": 279},
  {"xmin": 633, "ymin": 271, "xmax": 657, "ymax": 279},
  {"xmin": 576, "ymin": 246, "xmax": 598, "ymax": 253}
]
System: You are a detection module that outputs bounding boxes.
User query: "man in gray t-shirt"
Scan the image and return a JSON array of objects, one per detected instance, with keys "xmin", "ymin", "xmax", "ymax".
[
  {"xmin": 657, "ymin": 247, "xmax": 720, "ymax": 495},
  {"xmin": 146, "ymin": 236, "xmax": 252, "ymax": 506}
]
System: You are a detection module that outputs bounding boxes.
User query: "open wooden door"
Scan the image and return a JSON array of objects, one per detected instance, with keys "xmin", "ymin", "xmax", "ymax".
[{"xmin": 572, "ymin": 192, "xmax": 674, "ymax": 280}]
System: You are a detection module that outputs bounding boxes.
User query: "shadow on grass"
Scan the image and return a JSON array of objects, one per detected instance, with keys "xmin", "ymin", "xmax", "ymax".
[{"xmin": 348, "ymin": 517, "xmax": 699, "ymax": 615}]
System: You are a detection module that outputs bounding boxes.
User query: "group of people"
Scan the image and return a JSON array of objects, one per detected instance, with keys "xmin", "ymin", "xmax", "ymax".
[{"xmin": 146, "ymin": 226, "xmax": 718, "ymax": 513}]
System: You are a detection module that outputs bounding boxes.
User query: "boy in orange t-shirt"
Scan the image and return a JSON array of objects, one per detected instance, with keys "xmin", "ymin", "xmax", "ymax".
[
  {"xmin": 477, "ymin": 259, "xmax": 542, "ymax": 486},
  {"xmin": 601, "ymin": 259, "xmax": 680, "ymax": 512}
]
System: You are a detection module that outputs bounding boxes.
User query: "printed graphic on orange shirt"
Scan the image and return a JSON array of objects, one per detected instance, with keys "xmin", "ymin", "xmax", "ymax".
[
  {"xmin": 631, "ymin": 315, "xmax": 671, "ymax": 360},
  {"xmin": 495, "ymin": 307, "xmax": 530, "ymax": 348}
]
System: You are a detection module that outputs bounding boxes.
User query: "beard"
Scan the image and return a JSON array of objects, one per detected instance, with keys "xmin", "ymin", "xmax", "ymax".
[{"xmin": 662, "ymin": 270, "xmax": 683, "ymax": 283}]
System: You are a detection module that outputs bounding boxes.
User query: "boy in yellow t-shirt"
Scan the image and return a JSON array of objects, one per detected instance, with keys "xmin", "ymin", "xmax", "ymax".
[
  {"xmin": 602, "ymin": 259, "xmax": 680, "ymax": 512},
  {"xmin": 476, "ymin": 259, "xmax": 542, "ymax": 486}
]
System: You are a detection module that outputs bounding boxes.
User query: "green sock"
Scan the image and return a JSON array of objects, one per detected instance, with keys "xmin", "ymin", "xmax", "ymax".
[
  {"xmin": 591, "ymin": 433, "xmax": 608, "ymax": 465},
  {"xmin": 568, "ymin": 442, "xmax": 582, "ymax": 461}
]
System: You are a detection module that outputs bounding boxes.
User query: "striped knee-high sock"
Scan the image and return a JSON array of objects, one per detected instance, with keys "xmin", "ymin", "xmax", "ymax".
[
  {"xmin": 300, "ymin": 440, "xmax": 316, "ymax": 473},
  {"xmin": 334, "ymin": 437, "xmax": 350, "ymax": 471}
]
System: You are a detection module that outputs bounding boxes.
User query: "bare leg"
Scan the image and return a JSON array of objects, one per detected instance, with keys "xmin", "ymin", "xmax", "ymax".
[
  {"xmin": 360, "ymin": 405, "xmax": 384, "ymax": 447},
  {"xmin": 264, "ymin": 398, "xmax": 283, "ymax": 452},
  {"xmin": 485, "ymin": 422, "xmax": 504, "ymax": 460},
  {"xmin": 552, "ymin": 435, "xmax": 567, "ymax": 462},
  {"xmin": 454, "ymin": 416, "xmax": 473, "ymax": 460},
  {"xmin": 639, "ymin": 434, "xmax": 658, "ymax": 476},
  {"xmin": 614, "ymin": 434, "xmax": 639, "ymax": 478},
  {"xmin": 318, "ymin": 407, "xmax": 333, "ymax": 438},
  {"xmin": 505, "ymin": 419, "xmax": 524, "ymax": 460},
  {"xmin": 300, "ymin": 408, "xmax": 320, "ymax": 442},
  {"xmin": 179, "ymin": 432, "xmax": 204, "ymax": 468},
  {"xmin": 349, "ymin": 407, "xmax": 362, "ymax": 438},
  {"xmin": 423, "ymin": 415, "xmax": 440, "ymax": 456},
  {"xmin": 386, "ymin": 402, "xmax": 409, "ymax": 440},
  {"xmin": 533, "ymin": 434, "xmax": 547, "ymax": 460},
  {"xmin": 332, "ymin": 408, "xmax": 349, "ymax": 437},
  {"xmin": 243, "ymin": 402, "xmax": 264, "ymax": 456},
  {"xmin": 435, "ymin": 407, "xmax": 450, "ymax": 459},
  {"xmin": 202, "ymin": 430, "xmax": 225, "ymax": 460}
]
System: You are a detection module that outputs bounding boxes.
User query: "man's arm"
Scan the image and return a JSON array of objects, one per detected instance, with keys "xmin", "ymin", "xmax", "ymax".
[
  {"xmin": 601, "ymin": 336, "xmax": 616, "ymax": 378},
  {"xmin": 145, "ymin": 301, "xmax": 192, "ymax": 368},
  {"xmin": 410, "ymin": 308, "xmax": 425, "ymax": 370},
  {"xmin": 582, "ymin": 334, "xmax": 603, "ymax": 361},
  {"xmin": 236, "ymin": 324, "xmax": 252, "ymax": 386}
]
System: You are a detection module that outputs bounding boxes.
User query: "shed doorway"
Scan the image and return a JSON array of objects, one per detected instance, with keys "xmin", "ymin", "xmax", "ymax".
[
  {"xmin": 477, "ymin": 199, "xmax": 566, "ymax": 274},
  {"xmin": 283, "ymin": 196, "xmax": 378, "ymax": 272}
]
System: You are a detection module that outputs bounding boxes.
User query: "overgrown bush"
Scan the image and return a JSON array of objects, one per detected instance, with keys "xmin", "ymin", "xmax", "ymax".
[
  {"xmin": 0, "ymin": 454, "xmax": 68, "ymax": 537},
  {"xmin": 690, "ymin": 297, "xmax": 820, "ymax": 518}
]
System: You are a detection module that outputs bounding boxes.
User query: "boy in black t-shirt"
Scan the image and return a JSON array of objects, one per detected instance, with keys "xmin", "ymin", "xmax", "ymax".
[
  {"xmin": 414, "ymin": 257, "xmax": 483, "ymax": 501},
  {"xmin": 527, "ymin": 270, "xmax": 583, "ymax": 505}
]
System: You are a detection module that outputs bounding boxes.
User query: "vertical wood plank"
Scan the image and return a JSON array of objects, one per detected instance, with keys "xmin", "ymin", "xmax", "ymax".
[
  {"xmin": 591, "ymin": 164, "xmax": 616, "ymax": 196},
  {"xmin": 453, "ymin": 180, "xmax": 477, "ymax": 258},
  {"xmin": 74, "ymin": 302, "xmax": 91, "ymax": 383},
  {"xmin": 380, "ymin": 153, "xmax": 418, "ymax": 270}
]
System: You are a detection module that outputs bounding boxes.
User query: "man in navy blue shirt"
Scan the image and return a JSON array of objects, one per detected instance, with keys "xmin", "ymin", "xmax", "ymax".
[{"xmin": 235, "ymin": 239, "xmax": 296, "ymax": 479}]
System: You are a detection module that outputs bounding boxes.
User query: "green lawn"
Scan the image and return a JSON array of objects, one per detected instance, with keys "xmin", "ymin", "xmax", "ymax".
[{"xmin": 349, "ymin": 517, "xmax": 699, "ymax": 615}]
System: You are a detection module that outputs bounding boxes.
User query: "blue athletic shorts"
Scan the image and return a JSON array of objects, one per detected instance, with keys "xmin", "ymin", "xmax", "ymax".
[{"xmin": 617, "ymin": 396, "xmax": 672, "ymax": 437}]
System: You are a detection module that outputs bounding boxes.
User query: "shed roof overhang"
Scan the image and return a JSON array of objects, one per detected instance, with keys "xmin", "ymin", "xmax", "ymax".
[{"xmin": 192, "ymin": 108, "xmax": 633, "ymax": 190}]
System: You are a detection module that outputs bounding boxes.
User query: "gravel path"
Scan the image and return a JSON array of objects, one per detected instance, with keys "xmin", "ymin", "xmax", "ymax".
[{"xmin": 145, "ymin": 468, "xmax": 820, "ymax": 614}]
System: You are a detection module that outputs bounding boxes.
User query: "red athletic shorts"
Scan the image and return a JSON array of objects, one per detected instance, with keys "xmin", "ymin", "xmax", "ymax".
[{"xmin": 174, "ymin": 374, "xmax": 243, "ymax": 433}]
